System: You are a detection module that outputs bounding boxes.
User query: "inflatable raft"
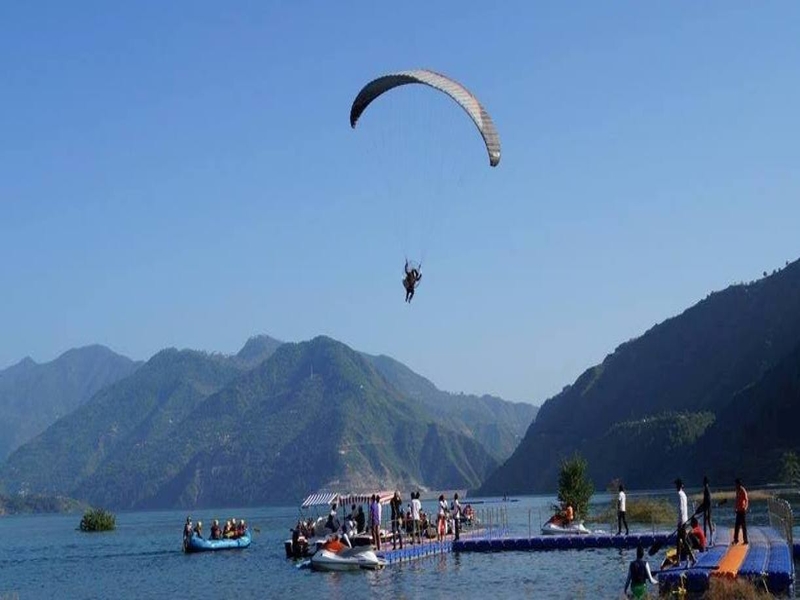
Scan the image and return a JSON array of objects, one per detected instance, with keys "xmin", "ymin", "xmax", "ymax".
[{"xmin": 184, "ymin": 530, "xmax": 251, "ymax": 553}]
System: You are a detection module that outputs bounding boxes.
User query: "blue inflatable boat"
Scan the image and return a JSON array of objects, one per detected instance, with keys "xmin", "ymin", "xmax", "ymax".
[{"xmin": 183, "ymin": 530, "xmax": 251, "ymax": 553}]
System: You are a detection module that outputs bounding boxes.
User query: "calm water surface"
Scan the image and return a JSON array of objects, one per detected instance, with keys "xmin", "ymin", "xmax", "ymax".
[{"xmin": 0, "ymin": 494, "xmax": 794, "ymax": 599}]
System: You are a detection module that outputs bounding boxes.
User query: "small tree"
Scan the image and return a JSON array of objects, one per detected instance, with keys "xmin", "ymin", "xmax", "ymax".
[
  {"xmin": 80, "ymin": 507, "xmax": 116, "ymax": 532},
  {"xmin": 557, "ymin": 452, "xmax": 594, "ymax": 519}
]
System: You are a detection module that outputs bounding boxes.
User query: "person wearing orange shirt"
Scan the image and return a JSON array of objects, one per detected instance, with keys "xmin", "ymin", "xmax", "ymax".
[{"xmin": 733, "ymin": 478, "xmax": 749, "ymax": 545}]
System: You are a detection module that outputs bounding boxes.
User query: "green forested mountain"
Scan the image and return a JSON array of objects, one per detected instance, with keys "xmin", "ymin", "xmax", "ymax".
[
  {"xmin": 698, "ymin": 340, "xmax": 800, "ymax": 483},
  {"xmin": 0, "ymin": 348, "xmax": 243, "ymax": 496},
  {"xmin": 481, "ymin": 258, "xmax": 800, "ymax": 495},
  {"xmin": 1, "ymin": 336, "xmax": 530, "ymax": 508},
  {"xmin": 0, "ymin": 345, "xmax": 141, "ymax": 460},
  {"xmin": 366, "ymin": 354, "xmax": 537, "ymax": 462}
]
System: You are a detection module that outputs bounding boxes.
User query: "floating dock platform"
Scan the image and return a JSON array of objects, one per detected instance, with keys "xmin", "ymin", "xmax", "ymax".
[
  {"xmin": 377, "ymin": 540, "xmax": 454, "ymax": 565},
  {"xmin": 656, "ymin": 527, "xmax": 794, "ymax": 596},
  {"xmin": 453, "ymin": 531, "xmax": 671, "ymax": 552},
  {"xmin": 377, "ymin": 527, "xmax": 794, "ymax": 595}
]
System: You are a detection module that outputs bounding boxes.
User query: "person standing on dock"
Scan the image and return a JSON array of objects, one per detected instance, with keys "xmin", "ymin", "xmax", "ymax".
[
  {"xmin": 733, "ymin": 478, "xmax": 749, "ymax": 545},
  {"xmin": 390, "ymin": 491, "xmax": 404, "ymax": 550},
  {"xmin": 452, "ymin": 493, "xmax": 463, "ymax": 541},
  {"xmin": 701, "ymin": 475, "xmax": 714, "ymax": 546},
  {"xmin": 617, "ymin": 484, "xmax": 629, "ymax": 536},
  {"xmin": 411, "ymin": 491, "xmax": 422, "ymax": 544},
  {"xmin": 675, "ymin": 478, "xmax": 690, "ymax": 564},
  {"xmin": 624, "ymin": 544, "xmax": 658, "ymax": 599},
  {"xmin": 370, "ymin": 494, "xmax": 382, "ymax": 551},
  {"xmin": 437, "ymin": 494, "xmax": 448, "ymax": 542}
]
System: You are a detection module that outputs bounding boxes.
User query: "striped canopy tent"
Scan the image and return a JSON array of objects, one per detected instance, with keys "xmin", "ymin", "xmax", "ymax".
[
  {"xmin": 300, "ymin": 490, "xmax": 395, "ymax": 509},
  {"xmin": 300, "ymin": 491, "xmax": 338, "ymax": 509},
  {"xmin": 338, "ymin": 491, "xmax": 394, "ymax": 506}
]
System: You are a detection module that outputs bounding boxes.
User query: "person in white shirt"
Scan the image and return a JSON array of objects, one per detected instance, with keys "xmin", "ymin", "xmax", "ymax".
[
  {"xmin": 411, "ymin": 491, "xmax": 422, "ymax": 544},
  {"xmin": 675, "ymin": 478, "xmax": 694, "ymax": 565},
  {"xmin": 617, "ymin": 484, "xmax": 629, "ymax": 535},
  {"xmin": 437, "ymin": 494, "xmax": 448, "ymax": 542},
  {"xmin": 675, "ymin": 478, "xmax": 688, "ymax": 524}
]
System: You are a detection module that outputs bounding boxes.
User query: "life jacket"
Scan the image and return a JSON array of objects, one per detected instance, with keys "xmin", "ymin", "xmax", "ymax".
[{"xmin": 323, "ymin": 538, "xmax": 345, "ymax": 553}]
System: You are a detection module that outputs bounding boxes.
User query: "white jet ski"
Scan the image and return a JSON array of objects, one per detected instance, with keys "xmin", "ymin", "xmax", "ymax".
[
  {"xmin": 310, "ymin": 547, "xmax": 387, "ymax": 572},
  {"xmin": 540, "ymin": 520, "xmax": 591, "ymax": 535}
]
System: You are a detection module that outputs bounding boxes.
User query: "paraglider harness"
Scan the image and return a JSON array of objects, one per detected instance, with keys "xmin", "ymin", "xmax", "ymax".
[{"xmin": 403, "ymin": 260, "xmax": 422, "ymax": 302}]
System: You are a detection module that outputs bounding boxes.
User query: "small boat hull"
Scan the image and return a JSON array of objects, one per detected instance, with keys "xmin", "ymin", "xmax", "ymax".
[
  {"xmin": 540, "ymin": 521, "xmax": 591, "ymax": 535},
  {"xmin": 184, "ymin": 530, "xmax": 251, "ymax": 553},
  {"xmin": 310, "ymin": 548, "xmax": 386, "ymax": 572}
]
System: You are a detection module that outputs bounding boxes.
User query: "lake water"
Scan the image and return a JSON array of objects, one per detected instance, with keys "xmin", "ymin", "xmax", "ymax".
[{"xmin": 0, "ymin": 494, "xmax": 795, "ymax": 599}]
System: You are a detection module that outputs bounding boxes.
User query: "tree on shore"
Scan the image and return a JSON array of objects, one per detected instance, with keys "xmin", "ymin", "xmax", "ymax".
[{"xmin": 557, "ymin": 452, "xmax": 594, "ymax": 519}]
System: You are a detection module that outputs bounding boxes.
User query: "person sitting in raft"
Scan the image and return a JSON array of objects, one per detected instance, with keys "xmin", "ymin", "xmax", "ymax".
[
  {"xmin": 183, "ymin": 516, "xmax": 193, "ymax": 542},
  {"xmin": 688, "ymin": 516, "xmax": 706, "ymax": 552},
  {"xmin": 193, "ymin": 521, "xmax": 203, "ymax": 539},
  {"xmin": 222, "ymin": 520, "xmax": 233, "ymax": 538},
  {"xmin": 210, "ymin": 519, "xmax": 221, "ymax": 540},
  {"xmin": 236, "ymin": 519, "xmax": 246, "ymax": 537},
  {"xmin": 624, "ymin": 544, "xmax": 658, "ymax": 599}
]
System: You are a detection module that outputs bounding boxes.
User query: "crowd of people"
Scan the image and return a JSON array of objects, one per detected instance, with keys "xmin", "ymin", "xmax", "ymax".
[
  {"xmin": 622, "ymin": 475, "xmax": 750, "ymax": 599},
  {"xmin": 291, "ymin": 491, "xmax": 477, "ymax": 555},
  {"xmin": 183, "ymin": 516, "xmax": 248, "ymax": 542}
]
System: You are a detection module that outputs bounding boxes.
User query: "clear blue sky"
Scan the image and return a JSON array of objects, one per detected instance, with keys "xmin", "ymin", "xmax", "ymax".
[{"xmin": 2, "ymin": 2, "xmax": 799, "ymax": 403}]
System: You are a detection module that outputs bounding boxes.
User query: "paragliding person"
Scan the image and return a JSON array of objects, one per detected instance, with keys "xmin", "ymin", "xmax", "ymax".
[{"xmin": 403, "ymin": 260, "xmax": 422, "ymax": 303}]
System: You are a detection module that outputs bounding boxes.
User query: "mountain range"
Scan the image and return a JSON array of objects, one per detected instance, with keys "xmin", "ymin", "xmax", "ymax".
[
  {"xmin": 0, "ymin": 335, "xmax": 536, "ymax": 508},
  {"xmin": 481, "ymin": 258, "xmax": 800, "ymax": 495}
]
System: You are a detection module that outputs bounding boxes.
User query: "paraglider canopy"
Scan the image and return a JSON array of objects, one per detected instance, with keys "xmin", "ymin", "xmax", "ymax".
[{"xmin": 350, "ymin": 69, "xmax": 501, "ymax": 167}]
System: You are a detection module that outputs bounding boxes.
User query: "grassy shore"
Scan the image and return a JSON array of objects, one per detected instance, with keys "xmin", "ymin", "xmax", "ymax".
[
  {"xmin": 589, "ymin": 497, "xmax": 675, "ymax": 524},
  {"xmin": 702, "ymin": 577, "xmax": 776, "ymax": 599}
]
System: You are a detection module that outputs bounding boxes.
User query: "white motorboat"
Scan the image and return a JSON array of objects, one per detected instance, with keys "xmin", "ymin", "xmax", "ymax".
[
  {"xmin": 540, "ymin": 520, "xmax": 591, "ymax": 535},
  {"xmin": 310, "ymin": 547, "xmax": 387, "ymax": 572}
]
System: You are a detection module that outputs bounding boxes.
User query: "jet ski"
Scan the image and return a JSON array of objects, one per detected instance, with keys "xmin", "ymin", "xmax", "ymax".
[
  {"xmin": 310, "ymin": 547, "xmax": 387, "ymax": 571},
  {"xmin": 540, "ymin": 519, "xmax": 591, "ymax": 535}
]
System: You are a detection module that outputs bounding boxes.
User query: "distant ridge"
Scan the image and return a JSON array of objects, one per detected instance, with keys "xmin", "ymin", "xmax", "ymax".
[{"xmin": 0, "ymin": 345, "xmax": 141, "ymax": 459}]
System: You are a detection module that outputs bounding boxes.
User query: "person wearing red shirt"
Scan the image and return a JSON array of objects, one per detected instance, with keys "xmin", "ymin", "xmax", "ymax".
[
  {"xmin": 688, "ymin": 516, "xmax": 706, "ymax": 551},
  {"xmin": 733, "ymin": 478, "xmax": 749, "ymax": 545}
]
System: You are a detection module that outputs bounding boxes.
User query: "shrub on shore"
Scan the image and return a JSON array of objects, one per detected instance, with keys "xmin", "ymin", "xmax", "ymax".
[{"xmin": 79, "ymin": 508, "xmax": 116, "ymax": 532}]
